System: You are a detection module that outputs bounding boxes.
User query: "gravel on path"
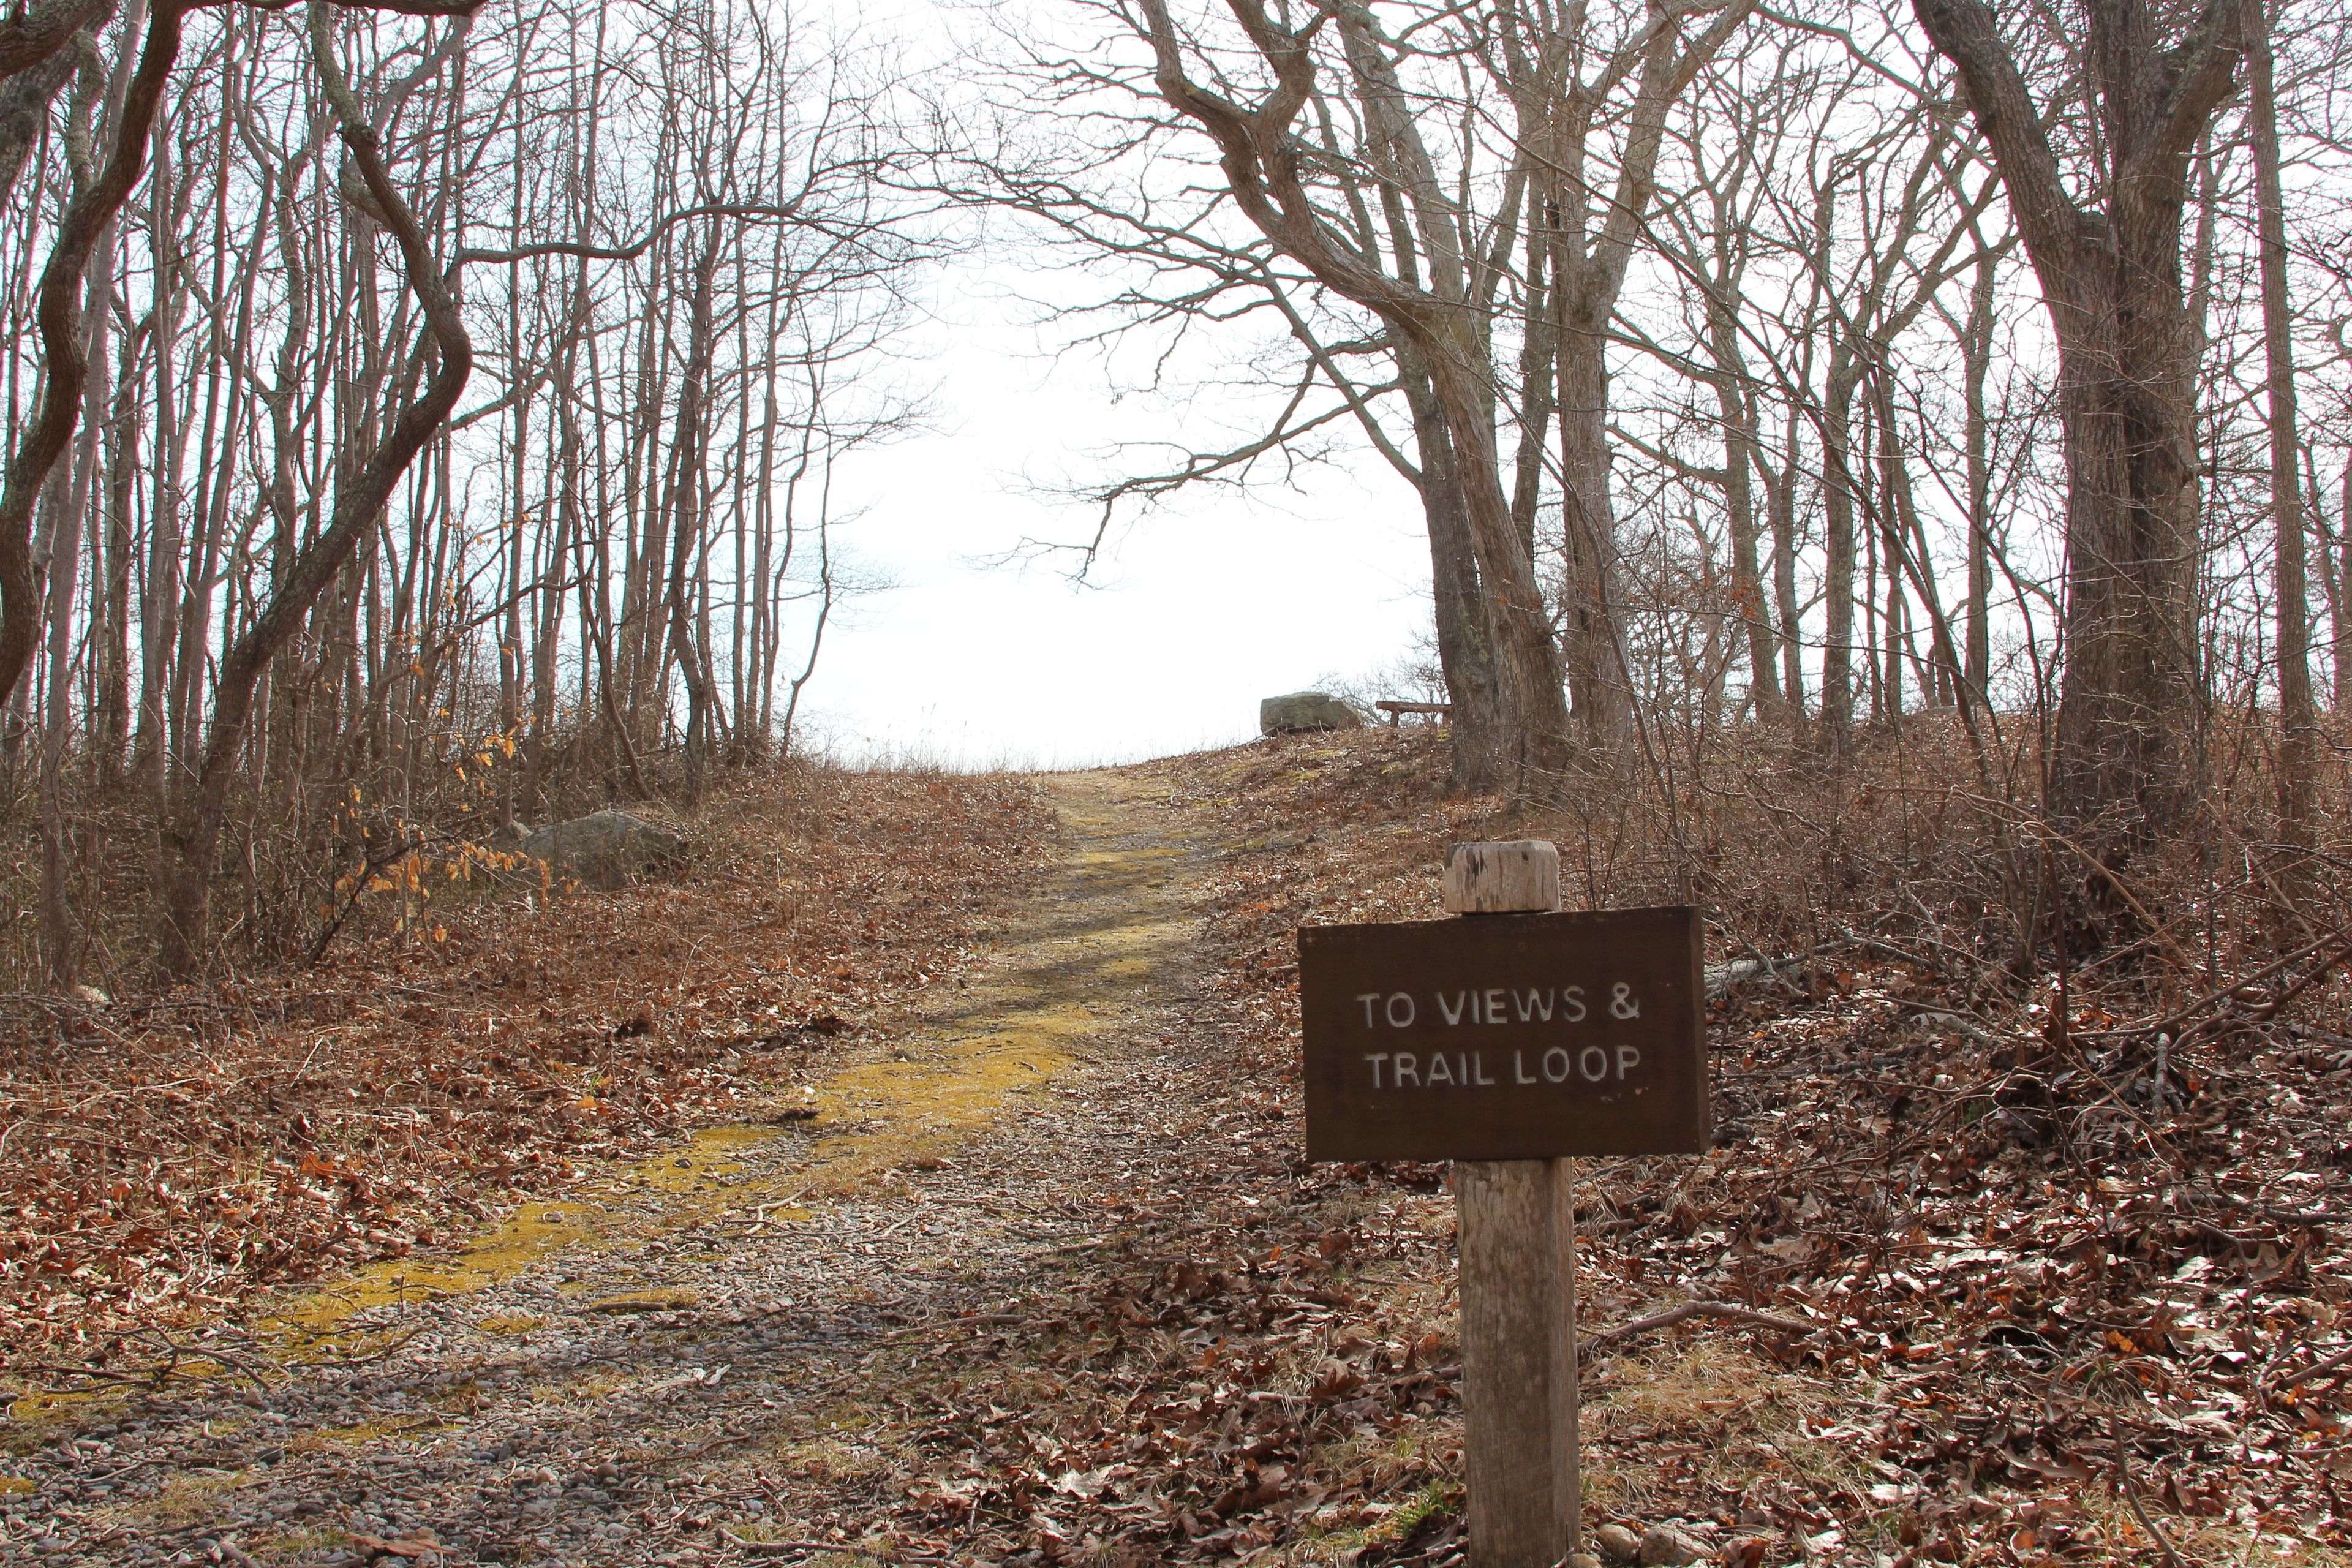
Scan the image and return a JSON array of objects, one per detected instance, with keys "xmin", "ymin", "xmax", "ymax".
[{"xmin": 0, "ymin": 772, "xmax": 1347, "ymax": 1567}]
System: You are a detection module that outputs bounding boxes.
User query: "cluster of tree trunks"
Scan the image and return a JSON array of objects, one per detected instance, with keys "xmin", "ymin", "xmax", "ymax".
[
  {"xmin": 1096, "ymin": 0, "xmax": 2321, "ymax": 906},
  {"xmin": 1, "ymin": 0, "xmax": 2342, "ymax": 988},
  {"xmin": 0, "ymin": 0, "xmax": 915, "ymax": 982}
]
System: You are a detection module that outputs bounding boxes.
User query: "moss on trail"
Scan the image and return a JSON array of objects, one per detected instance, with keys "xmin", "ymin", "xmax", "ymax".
[{"xmin": 258, "ymin": 774, "xmax": 1197, "ymax": 1365}]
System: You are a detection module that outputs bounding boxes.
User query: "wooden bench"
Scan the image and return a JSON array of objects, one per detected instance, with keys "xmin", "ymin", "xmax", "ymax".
[{"xmin": 1374, "ymin": 700, "xmax": 1453, "ymax": 726}]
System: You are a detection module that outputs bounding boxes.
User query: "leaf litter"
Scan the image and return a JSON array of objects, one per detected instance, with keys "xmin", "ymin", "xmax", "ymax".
[
  {"xmin": 0, "ymin": 766, "xmax": 1050, "ymax": 1371},
  {"xmin": 2, "ymin": 733, "xmax": 2348, "ymax": 1567}
]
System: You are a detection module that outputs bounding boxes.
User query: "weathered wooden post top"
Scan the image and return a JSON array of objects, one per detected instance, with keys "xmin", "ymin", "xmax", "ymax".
[{"xmin": 1295, "ymin": 841, "xmax": 1709, "ymax": 1568}]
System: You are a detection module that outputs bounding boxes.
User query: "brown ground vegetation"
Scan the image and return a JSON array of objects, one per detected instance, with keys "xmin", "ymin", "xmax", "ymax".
[
  {"xmin": 0, "ymin": 765, "xmax": 1053, "ymax": 1363},
  {"xmin": 1126, "ymin": 720, "xmax": 2352, "ymax": 1564},
  {"xmin": 3, "ymin": 720, "xmax": 2350, "ymax": 1567}
]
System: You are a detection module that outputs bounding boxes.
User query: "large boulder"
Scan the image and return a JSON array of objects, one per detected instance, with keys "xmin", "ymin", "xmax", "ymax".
[
  {"xmin": 1259, "ymin": 691, "xmax": 1361, "ymax": 735},
  {"xmin": 519, "ymin": 811, "xmax": 685, "ymax": 889}
]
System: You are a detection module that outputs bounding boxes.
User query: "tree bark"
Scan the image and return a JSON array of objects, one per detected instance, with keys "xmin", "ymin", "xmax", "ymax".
[
  {"xmin": 0, "ymin": 22, "xmax": 93, "ymax": 216},
  {"xmin": 1711, "ymin": 294, "xmax": 1779, "ymax": 726},
  {"xmin": 2244, "ymin": 0, "xmax": 2313, "ymax": 840},
  {"xmin": 1399, "ymin": 345, "xmax": 1503, "ymax": 790},
  {"xmin": 0, "ymin": 0, "xmax": 108, "ymax": 87},
  {"xmin": 1914, "ymin": 0, "xmax": 2243, "ymax": 850}
]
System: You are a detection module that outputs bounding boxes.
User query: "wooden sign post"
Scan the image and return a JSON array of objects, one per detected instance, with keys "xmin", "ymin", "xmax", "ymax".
[{"xmin": 1295, "ymin": 842, "xmax": 1708, "ymax": 1568}]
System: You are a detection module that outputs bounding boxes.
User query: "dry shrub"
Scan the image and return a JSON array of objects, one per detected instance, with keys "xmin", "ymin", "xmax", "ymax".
[
  {"xmin": 1146, "ymin": 714, "xmax": 2352, "ymax": 1564},
  {"xmin": 0, "ymin": 718, "xmax": 831, "ymax": 993},
  {"xmin": 1534, "ymin": 708, "xmax": 2352, "ymax": 1026}
]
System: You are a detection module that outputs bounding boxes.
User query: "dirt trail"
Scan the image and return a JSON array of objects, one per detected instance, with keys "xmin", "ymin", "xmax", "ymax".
[{"xmin": 2, "ymin": 772, "xmax": 1232, "ymax": 1567}]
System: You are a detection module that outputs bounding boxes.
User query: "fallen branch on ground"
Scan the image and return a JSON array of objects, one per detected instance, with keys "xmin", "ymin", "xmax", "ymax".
[{"xmin": 1581, "ymin": 1298, "xmax": 1818, "ymax": 1349}]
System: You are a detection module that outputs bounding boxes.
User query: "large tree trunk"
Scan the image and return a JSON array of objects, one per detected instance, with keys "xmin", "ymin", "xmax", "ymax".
[
  {"xmin": 1398, "ymin": 347, "xmax": 1502, "ymax": 791},
  {"xmin": 2042, "ymin": 285, "xmax": 2204, "ymax": 837},
  {"xmin": 1915, "ymin": 0, "xmax": 2242, "ymax": 851},
  {"xmin": 1553, "ymin": 330, "xmax": 1632, "ymax": 746},
  {"xmin": 1415, "ymin": 323, "xmax": 1575, "ymax": 790}
]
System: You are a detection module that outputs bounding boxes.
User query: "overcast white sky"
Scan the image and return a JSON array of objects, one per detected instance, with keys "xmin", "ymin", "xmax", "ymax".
[
  {"xmin": 729, "ymin": 0, "xmax": 1435, "ymax": 769},
  {"xmin": 794, "ymin": 264, "xmax": 1436, "ymax": 771}
]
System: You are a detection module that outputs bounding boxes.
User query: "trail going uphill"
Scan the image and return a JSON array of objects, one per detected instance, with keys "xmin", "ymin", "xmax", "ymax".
[{"xmin": 4, "ymin": 775, "xmax": 1364, "ymax": 1568}]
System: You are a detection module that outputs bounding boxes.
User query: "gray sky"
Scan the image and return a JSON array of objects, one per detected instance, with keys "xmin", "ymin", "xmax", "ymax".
[
  {"xmin": 755, "ymin": 0, "xmax": 1434, "ymax": 769},
  {"xmin": 799, "ymin": 257, "xmax": 1434, "ymax": 771}
]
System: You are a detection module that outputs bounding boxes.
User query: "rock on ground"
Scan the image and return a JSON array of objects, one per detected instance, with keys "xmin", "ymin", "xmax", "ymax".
[
  {"xmin": 1258, "ymin": 691, "xmax": 1360, "ymax": 734},
  {"xmin": 518, "ymin": 811, "xmax": 685, "ymax": 889},
  {"xmin": 1638, "ymin": 1523, "xmax": 1709, "ymax": 1566}
]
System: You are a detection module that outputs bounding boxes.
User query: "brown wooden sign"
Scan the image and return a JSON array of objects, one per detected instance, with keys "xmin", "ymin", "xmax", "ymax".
[{"xmin": 1297, "ymin": 906, "xmax": 1708, "ymax": 1162}]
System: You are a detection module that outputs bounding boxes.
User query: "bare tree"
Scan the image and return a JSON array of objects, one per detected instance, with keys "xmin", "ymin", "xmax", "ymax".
[
  {"xmin": 1131, "ymin": 0, "xmax": 1576, "ymax": 797},
  {"xmin": 156, "ymin": 0, "xmax": 475, "ymax": 977},
  {"xmin": 2244, "ymin": 0, "xmax": 2314, "ymax": 839},
  {"xmin": 0, "ymin": 0, "xmax": 178, "ymax": 724},
  {"xmin": 1913, "ymin": 0, "xmax": 2244, "ymax": 854}
]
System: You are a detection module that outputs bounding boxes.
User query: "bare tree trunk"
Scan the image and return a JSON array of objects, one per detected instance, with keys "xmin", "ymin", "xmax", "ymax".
[
  {"xmin": 1713, "ymin": 320, "xmax": 1777, "ymax": 725},
  {"xmin": 1962, "ymin": 247, "xmax": 1994, "ymax": 703},
  {"xmin": 1137, "ymin": 0, "xmax": 1575, "ymax": 797},
  {"xmin": 1762, "ymin": 407, "xmax": 1807, "ymax": 738},
  {"xmin": 38, "ymin": 38, "xmax": 128, "ymax": 987},
  {"xmin": 1537, "ymin": 0, "xmax": 1754, "ymax": 750},
  {"xmin": 663, "ymin": 239, "xmax": 721, "ymax": 809},
  {"xmin": 2337, "ymin": 461, "xmax": 2352, "ymax": 713},
  {"xmin": 157, "ymin": 4, "xmax": 472, "ymax": 978},
  {"xmin": 0, "ymin": 0, "xmax": 110, "ymax": 89},
  {"xmin": 2245, "ymin": 0, "xmax": 2313, "ymax": 840},
  {"xmin": 0, "ymin": 14, "xmax": 100, "ymax": 215},
  {"xmin": 1554, "ymin": 333, "xmax": 1632, "ymax": 745},
  {"xmin": 497, "ymin": 101, "xmax": 528, "ymax": 829},
  {"xmin": 91, "ymin": 309, "xmax": 140, "ymax": 787},
  {"xmin": 1820, "ymin": 352, "xmax": 1860, "ymax": 757},
  {"xmin": 1877, "ymin": 391, "xmax": 1907, "ymax": 726},
  {"xmin": 1398, "ymin": 345, "xmax": 1502, "ymax": 790},
  {"xmin": 523, "ymin": 303, "xmax": 583, "ymax": 821},
  {"xmin": 1915, "ymin": 0, "xmax": 2243, "ymax": 851},
  {"xmin": 0, "ymin": 0, "xmax": 176, "ymax": 715}
]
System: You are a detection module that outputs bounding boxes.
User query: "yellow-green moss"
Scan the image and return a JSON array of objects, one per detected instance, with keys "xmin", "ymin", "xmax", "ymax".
[
  {"xmin": 288, "ymin": 1414, "xmax": 446, "ymax": 1451},
  {"xmin": 253, "ymin": 1525, "xmax": 352, "ymax": 1563},
  {"xmin": 254, "ymin": 774, "xmax": 1189, "ymax": 1368},
  {"xmin": 4, "ymin": 1387, "xmax": 132, "ymax": 1447}
]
